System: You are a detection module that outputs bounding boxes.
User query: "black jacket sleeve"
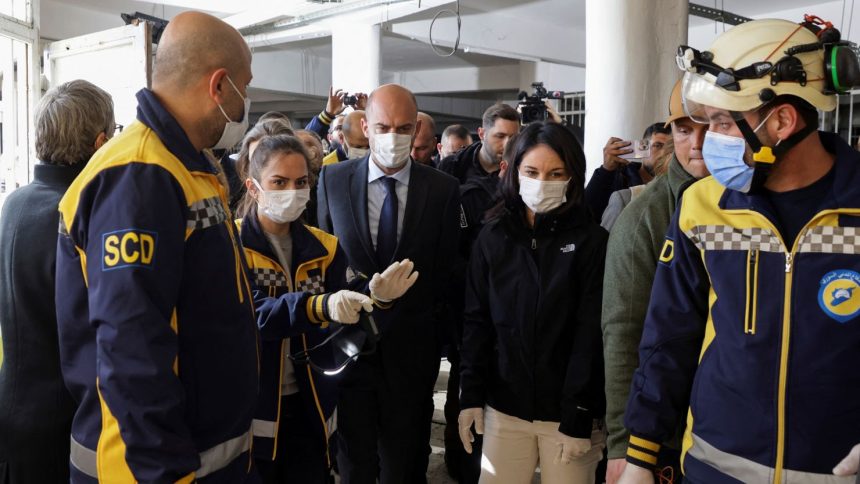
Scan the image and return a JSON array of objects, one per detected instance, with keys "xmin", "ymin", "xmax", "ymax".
[
  {"xmin": 458, "ymin": 229, "xmax": 494, "ymax": 409},
  {"xmin": 585, "ymin": 167, "xmax": 621, "ymax": 222}
]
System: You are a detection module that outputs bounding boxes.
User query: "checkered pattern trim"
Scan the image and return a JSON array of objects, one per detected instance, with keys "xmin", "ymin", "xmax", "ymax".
[
  {"xmin": 297, "ymin": 274, "xmax": 325, "ymax": 295},
  {"xmin": 685, "ymin": 225, "xmax": 784, "ymax": 253},
  {"xmin": 798, "ymin": 226, "xmax": 860, "ymax": 254},
  {"xmin": 253, "ymin": 268, "xmax": 289, "ymax": 289},
  {"xmin": 187, "ymin": 197, "xmax": 227, "ymax": 231}
]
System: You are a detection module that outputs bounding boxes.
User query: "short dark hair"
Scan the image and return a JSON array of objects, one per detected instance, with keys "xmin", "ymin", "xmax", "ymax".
[
  {"xmin": 757, "ymin": 95, "xmax": 819, "ymax": 130},
  {"xmin": 488, "ymin": 122, "xmax": 585, "ymax": 221},
  {"xmin": 442, "ymin": 124, "xmax": 471, "ymax": 141},
  {"xmin": 482, "ymin": 103, "xmax": 519, "ymax": 130},
  {"xmin": 643, "ymin": 122, "xmax": 672, "ymax": 139}
]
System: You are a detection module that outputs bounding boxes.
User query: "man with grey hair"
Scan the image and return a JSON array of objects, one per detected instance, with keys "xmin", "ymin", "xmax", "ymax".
[
  {"xmin": 0, "ymin": 79, "xmax": 113, "ymax": 484},
  {"xmin": 56, "ymin": 12, "xmax": 261, "ymax": 483}
]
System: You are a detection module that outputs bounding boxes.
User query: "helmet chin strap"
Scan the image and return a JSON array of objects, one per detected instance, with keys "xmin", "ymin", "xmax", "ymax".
[{"xmin": 731, "ymin": 112, "xmax": 817, "ymax": 193}]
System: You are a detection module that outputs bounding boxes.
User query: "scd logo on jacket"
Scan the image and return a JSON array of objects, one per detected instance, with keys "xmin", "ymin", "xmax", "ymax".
[{"xmin": 102, "ymin": 229, "xmax": 158, "ymax": 271}]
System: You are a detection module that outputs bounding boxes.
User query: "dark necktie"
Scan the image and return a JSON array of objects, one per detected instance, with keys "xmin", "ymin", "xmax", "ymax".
[{"xmin": 376, "ymin": 176, "xmax": 398, "ymax": 266}]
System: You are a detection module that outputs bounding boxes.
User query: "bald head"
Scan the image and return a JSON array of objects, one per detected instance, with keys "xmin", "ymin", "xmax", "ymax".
[
  {"xmin": 343, "ymin": 110, "xmax": 368, "ymax": 150},
  {"xmin": 153, "ymin": 11, "xmax": 251, "ymax": 92},
  {"xmin": 363, "ymin": 84, "xmax": 421, "ymax": 173},
  {"xmin": 366, "ymin": 84, "xmax": 418, "ymax": 120},
  {"xmin": 412, "ymin": 112, "xmax": 437, "ymax": 165}
]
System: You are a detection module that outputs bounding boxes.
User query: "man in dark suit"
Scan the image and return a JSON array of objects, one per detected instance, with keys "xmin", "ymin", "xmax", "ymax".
[{"xmin": 317, "ymin": 83, "xmax": 460, "ymax": 484}]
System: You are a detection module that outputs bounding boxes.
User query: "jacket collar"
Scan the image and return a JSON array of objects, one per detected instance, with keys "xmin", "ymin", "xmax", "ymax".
[
  {"xmin": 135, "ymin": 88, "xmax": 217, "ymax": 174},
  {"xmin": 499, "ymin": 203, "xmax": 590, "ymax": 241},
  {"xmin": 453, "ymin": 140, "xmax": 493, "ymax": 177},
  {"xmin": 720, "ymin": 131, "xmax": 860, "ymax": 213},
  {"xmin": 666, "ymin": 155, "xmax": 698, "ymax": 202},
  {"xmin": 240, "ymin": 207, "xmax": 328, "ymax": 271},
  {"xmin": 33, "ymin": 162, "xmax": 86, "ymax": 188}
]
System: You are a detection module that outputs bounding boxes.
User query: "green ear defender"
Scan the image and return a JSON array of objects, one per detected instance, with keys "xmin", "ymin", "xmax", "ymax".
[{"xmin": 824, "ymin": 43, "xmax": 860, "ymax": 94}]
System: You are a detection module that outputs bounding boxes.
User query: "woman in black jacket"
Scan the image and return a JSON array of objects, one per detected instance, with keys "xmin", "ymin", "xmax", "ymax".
[{"xmin": 458, "ymin": 122, "xmax": 607, "ymax": 484}]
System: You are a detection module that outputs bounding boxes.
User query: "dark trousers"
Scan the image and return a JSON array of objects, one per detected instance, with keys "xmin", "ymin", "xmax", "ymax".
[
  {"xmin": 256, "ymin": 394, "xmax": 329, "ymax": 484},
  {"xmin": 443, "ymin": 345, "xmax": 481, "ymax": 484},
  {"xmin": 335, "ymin": 348, "xmax": 439, "ymax": 484}
]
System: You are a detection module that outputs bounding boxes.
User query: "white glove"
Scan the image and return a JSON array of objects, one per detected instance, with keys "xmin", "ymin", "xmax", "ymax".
[
  {"xmin": 555, "ymin": 432, "xmax": 592, "ymax": 464},
  {"xmin": 369, "ymin": 259, "xmax": 419, "ymax": 302},
  {"xmin": 326, "ymin": 290, "xmax": 373, "ymax": 324},
  {"xmin": 834, "ymin": 443, "xmax": 860, "ymax": 476},
  {"xmin": 458, "ymin": 407, "xmax": 484, "ymax": 455}
]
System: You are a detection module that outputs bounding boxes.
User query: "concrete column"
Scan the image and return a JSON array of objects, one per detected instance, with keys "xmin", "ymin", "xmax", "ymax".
[
  {"xmin": 331, "ymin": 22, "xmax": 380, "ymax": 93},
  {"xmin": 583, "ymin": 0, "xmax": 688, "ymax": 178}
]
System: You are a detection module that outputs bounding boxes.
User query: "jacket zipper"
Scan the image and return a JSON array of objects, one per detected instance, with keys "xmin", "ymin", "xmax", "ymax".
[
  {"xmin": 744, "ymin": 250, "xmax": 759, "ymax": 335},
  {"xmin": 774, "ymin": 248, "xmax": 792, "ymax": 484}
]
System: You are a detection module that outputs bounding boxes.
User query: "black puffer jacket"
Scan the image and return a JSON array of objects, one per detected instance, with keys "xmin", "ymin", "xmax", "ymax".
[{"xmin": 459, "ymin": 205, "xmax": 607, "ymax": 438}]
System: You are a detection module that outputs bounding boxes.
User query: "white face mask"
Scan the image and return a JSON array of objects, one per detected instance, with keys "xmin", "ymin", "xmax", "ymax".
[
  {"xmin": 252, "ymin": 179, "xmax": 310, "ymax": 224},
  {"xmin": 347, "ymin": 146, "xmax": 369, "ymax": 159},
  {"xmin": 212, "ymin": 75, "xmax": 251, "ymax": 151},
  {"xmin": 371, "ymin": 133, "xmax": 412, "ymax": 169},
  {"xmin": 518, "ymin": 175, "xmax": 569, "ymax": 214}
]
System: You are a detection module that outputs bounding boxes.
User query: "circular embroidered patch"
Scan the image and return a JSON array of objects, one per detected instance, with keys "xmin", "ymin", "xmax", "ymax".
[{"xmin": 818, "ymin": 270, "xmax": 860, "ymax": 323}]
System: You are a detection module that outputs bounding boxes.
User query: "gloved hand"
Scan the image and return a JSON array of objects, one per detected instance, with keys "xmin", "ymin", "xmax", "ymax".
[
  {"xmin": 326, "ymin": 290, "xmax": 373, "ymax": 324},
  {"xmin": 458, "ymin": 407, "xmax": 484, "ymax": 454},
  {"xmin": 555, "ymin": 431, "xmax": 592, "ymax": 464},
  {"xmin": 369, "ymin": 259, "xmax": 419, "ymax": 302},
  {"xmin": 833, "ymin": 443, "xmax": 860, "ymax": 476}
]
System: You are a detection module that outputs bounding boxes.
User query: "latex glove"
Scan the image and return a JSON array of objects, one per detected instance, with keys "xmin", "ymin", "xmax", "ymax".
[
  {"xmin": 555, "ymin": 432, "xmax": 592, "ymax": 464},
  {"xmin": 458, "ymin": 407, "xmax": 484, "ymax": 454},
  {"xmin": 326, "ymin": 290, "xmax": 373, "ymax": 324},
  {"xmin": 606, "ymin": 458, "xmax": 628, "ymax": 484},
  {"xmin": 369, "ymin": 259, "xmax": 419, "ymax": 302},
  {"xmin": 617, "ymin": 463, "xmax": 656, "ymax": 484},
  {"xmin": 833, "ymin": 443, "xmax": 860, "ymax": 476}
]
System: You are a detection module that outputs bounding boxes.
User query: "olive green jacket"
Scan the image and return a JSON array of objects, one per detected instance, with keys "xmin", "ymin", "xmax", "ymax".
[{"xmin": 601, "ymin": 156, "xmax": 697, "ymax": 458}]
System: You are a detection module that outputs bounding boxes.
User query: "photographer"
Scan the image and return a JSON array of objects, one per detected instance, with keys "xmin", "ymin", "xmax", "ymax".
[
  {"xmin": 305, "ymin": 85, "xmax": 367, "ymax": 162},
  {"xmin": 584, "ymin": 123, "xmax": 671, "ymax": 220},
  {"xmin": 518, "ymin": 82, "xmax": 564, "ymax": 125}
]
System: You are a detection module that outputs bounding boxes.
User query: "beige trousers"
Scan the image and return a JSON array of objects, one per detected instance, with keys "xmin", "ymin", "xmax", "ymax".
[{"xmin": 479, "ymin": 406, "xmax": 606, "ymax": 484}]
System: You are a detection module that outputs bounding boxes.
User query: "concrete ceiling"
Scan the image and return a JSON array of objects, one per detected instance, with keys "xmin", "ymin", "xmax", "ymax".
[{"xmin": 253, "ymin": 33, "xmax": 519, "ymax": 71}]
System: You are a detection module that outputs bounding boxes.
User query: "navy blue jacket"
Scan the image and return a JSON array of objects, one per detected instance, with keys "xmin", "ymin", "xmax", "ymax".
[
  {"xmin": 624, "ymin": 132, "xmax": 860, "ymax": 483},
  {"xmin": 316, "ymin": 157, "xmax": 460, "ymax": 379},
  {"xmin": 57, "ymin": 89, "xmax": 258, "ymax": 483}
]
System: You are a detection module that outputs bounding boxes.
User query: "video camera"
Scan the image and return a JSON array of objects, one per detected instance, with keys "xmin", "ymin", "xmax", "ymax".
[{"xmin": 517, "ymin": 82, "xmax": 564, "ymax": 124}]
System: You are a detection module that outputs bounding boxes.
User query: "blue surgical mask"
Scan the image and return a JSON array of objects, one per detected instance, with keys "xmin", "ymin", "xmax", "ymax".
[
  {"xmin": 702, "ymin": 110, "xmax": 774, "ymax": 193},
  {"xmin": 702, "ymin": 131, "xmax": 753, "ymax": 192}
]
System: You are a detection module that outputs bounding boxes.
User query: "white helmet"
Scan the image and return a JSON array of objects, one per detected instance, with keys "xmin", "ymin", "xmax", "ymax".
[{"xmin": 677, "ymin": 17, "xmax": 844, "ymax": 122}]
